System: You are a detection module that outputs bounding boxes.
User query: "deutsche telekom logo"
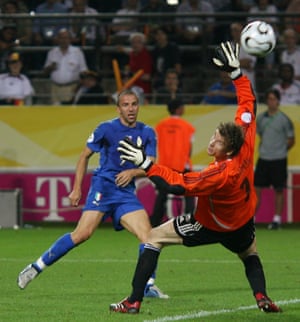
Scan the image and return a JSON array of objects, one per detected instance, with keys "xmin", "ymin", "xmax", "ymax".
[{"xmin": 36, "ymin": 177, "xmax": 71, "ymax": 221}]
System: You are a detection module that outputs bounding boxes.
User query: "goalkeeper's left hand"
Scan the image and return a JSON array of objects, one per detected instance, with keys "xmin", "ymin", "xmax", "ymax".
[
  {"xmin": 212, "ymin": 41, "xmax": 241, "ymax": 79},
  {"xmin": 118, "ymin": 136, "xmax": 153, "ymax": 170}
]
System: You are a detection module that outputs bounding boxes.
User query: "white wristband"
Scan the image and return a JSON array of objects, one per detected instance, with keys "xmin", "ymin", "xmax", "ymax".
[
  {"xmin": 140, "ymin": 157, "xmax": 153, "ymax": 170},
  {"xmin": 230, "ymin": 68, "xmax": 242, "ymax": 80}
]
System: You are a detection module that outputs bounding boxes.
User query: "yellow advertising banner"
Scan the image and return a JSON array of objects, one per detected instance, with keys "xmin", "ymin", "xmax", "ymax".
[{"xmin": 1, "ymin": 104, "xmax": 300, "ymax": 168}]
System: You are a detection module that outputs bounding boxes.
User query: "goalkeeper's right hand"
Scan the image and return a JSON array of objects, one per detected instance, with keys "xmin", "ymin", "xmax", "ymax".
[
  {"xmin": 118, "ymin": 136, "xmax": 153, "ymax": 170},
  {"xmin": 212, "ymin": 41, "xmax": 242, "ymax": 79}
]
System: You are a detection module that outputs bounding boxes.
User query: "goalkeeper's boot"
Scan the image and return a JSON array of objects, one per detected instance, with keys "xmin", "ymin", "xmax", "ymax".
[
  {"xmin": 255, "ymin": 293, "xmax": 282, "ymax": 313},
  {"xmin": 144, "ymin": 284, "xmax": 169, "ymax": 299},
  {"xmin": 17, "ymin": 264, "xmax": 40, "ymax": 289},
  {"xmin": 109, "ymin": 297, "xmax": 141, "ymax": 314}
]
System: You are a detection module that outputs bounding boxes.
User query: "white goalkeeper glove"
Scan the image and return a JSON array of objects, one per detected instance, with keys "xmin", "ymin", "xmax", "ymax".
[
  {"xmin": 118, "ymin": 136, "xmax": 153, "ymax": 170},
  {"xmin": 212, "ymin": 41, "xmax": 242, "ymax": 79}
]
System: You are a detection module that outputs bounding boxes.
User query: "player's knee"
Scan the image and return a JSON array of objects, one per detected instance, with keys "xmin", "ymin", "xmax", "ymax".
[
  {"xmin": 238, "ymin": 240, "xmax": 257, "ymax": 260},
  {"xmin": 71, "ymin": 229, "xmax": 93, "ymax": 244}
]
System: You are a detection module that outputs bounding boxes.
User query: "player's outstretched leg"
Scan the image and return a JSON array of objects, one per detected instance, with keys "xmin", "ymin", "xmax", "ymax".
[
  {"xmin": 139, "ymin": 243, "xmax": 169, "ymax": 299},
  {"xmin": 243, "ymin": 254, "xmax": 282, "ymax": 313},
  {"xmin": 111, "ymin": 246, "xmax": 161, "ymax": 313},
  {"xmin": 17, "ymin": 233, "xmax": 76, "ymax": 289}
]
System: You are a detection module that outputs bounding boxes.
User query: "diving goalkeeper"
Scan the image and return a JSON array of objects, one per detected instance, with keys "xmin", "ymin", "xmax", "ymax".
[{"xmin": 110, "ymin": 42, "xmax": 282, "ymax": 314}]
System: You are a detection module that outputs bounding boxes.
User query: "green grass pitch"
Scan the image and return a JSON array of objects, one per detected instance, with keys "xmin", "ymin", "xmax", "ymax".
[{"xmin": 1, "ymin": 223, "xmax": 299, "ymax": 322}]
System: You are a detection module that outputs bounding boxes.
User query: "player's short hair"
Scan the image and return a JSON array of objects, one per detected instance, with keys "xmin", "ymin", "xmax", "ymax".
[
  {"xmin": 217, "ymin": 122, "xmax": 244, "ymax": 157},
  {"xmin": 117, "ymin": 89, "xmax": 139, "ymax": 106},
  {"xmin": 167, "ymin": 98, "xmax": 183, "ymax": 114}
]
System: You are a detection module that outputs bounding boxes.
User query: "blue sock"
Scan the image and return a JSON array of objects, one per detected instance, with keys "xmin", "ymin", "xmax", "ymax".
[
  {"xmin": 40, "ymin": 233, "xmax": 76, "ymax": 266},
  {"xmin": 139, "ymin": 243, "xmax": 156, "ymax": 283}
]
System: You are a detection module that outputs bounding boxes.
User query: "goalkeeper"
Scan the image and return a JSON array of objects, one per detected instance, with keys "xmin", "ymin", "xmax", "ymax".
[{"xmin": 110, "ymin": 42, "xmax": 282, "ymax": 314}]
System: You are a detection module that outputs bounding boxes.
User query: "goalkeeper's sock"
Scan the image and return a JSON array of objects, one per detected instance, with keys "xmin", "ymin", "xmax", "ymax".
[
  {"xmin": 139, "ymin": 243, "xmax": 156, "ymax": 283},
  {"xmin": 129, "ymin": 245, "xmax": 161, "ymax": 303},
  {"xmin": 243, "ymin": 254, "xmax": 266, "ymax": 295},
  {"xmin": 34, "ymin": 233, "xmax": 76, "ymax": 270}
]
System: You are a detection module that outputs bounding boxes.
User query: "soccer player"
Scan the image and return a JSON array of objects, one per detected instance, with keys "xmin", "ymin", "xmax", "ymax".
[
  {"xmin": 110, "ymin": 42, "xmax": 282, "ymax": 314},
  {"xmin": 151, "ymin": 98, "xmax": 195, "ymax": 227},
  {"xmin": 17, "ymin": 89, "xmax": 168, "ymax": 299}
]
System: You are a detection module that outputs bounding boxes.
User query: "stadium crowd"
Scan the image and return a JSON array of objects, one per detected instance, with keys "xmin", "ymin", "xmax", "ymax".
[{"xmin": 0, "ymin": 0, "xmax": 299, "ymax": 104}]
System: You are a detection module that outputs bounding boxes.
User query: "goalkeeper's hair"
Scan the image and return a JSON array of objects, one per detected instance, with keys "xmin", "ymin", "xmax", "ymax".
[{"xmin": 217, "ymin": 122, "xmax": 244, "ymax": 157}]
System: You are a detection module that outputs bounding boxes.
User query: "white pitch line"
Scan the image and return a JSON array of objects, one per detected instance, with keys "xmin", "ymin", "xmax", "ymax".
[
  {"xmin": 143, "ymin": 299, "xmax": 300, "ymax": 322},
  {"xmin": 1, "ymin": 257, "xmax": 300, "ymax": 264}
]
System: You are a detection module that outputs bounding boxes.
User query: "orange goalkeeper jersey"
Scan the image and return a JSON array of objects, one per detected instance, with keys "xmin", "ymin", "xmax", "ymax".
[{"xmin": 147, "ymin": 76, "xmax": 257, "ymax": 232}]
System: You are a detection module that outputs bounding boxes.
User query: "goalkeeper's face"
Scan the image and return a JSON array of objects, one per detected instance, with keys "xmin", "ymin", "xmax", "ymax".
[
  {"xmin": 118, "ymin": 93, "xmax": 139, "ymax": 127},
  {"xmin": 207, "ymin": 129, "xmax": 233, "ymax": 161},
  {"xmin": 207, "ymin": 130, "xmax": 227, "ymax": 159}
]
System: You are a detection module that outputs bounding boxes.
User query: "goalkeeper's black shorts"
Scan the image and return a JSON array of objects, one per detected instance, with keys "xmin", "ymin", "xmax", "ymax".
[{"xmin": 173, "ymin": 214, "xmax": 255, "ymax": 254}]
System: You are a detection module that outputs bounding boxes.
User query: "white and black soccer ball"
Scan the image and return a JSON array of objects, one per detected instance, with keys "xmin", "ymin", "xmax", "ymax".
[{"xmin": 240, "ymin": 20, "xmax": 276, "ymax": 57}]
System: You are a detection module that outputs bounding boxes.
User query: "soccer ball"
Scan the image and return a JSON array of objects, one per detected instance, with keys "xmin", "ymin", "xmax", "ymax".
[{"xmin": 240, "ymin": 21, "xmax": 276, "ymax": 57}]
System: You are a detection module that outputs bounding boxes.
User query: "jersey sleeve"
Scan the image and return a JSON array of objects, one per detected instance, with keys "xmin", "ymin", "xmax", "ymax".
[
  {"xmin": 86, "ymin": 123, "xmax": 105, "ymax": 152},
  {"xmin": 233, "ymin": 75, "xmax": 256, "ymax": 128},
  {"xmin": 147, "ymin": 162, "xmax": 226, "ymax": 197},
  {"xmin": 233, "ymin": 75, "xmax": 257, "ymax": 156}
]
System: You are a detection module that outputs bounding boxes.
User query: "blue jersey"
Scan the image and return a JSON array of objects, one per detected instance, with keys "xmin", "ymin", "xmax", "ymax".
[
  {"xmin": 83, "ymin": 118, "xmax": 156, "ymax": 230},
  {"xmin": 87, "ymin": 117, "xmax": 156, "ymax": 182}
]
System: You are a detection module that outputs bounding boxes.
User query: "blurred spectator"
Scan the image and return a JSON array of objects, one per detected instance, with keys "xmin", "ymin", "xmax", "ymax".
[
  {"xmin": 175, "ymin": 0, "xmax": 215, "ymax": 45},
  {"xmin": 285, "ymin": 0, "xmax": 300, "ymax": 33},
  {"xmin": 43, "ymin": 28, "xmax": 88, "ymax": 105},
  {"xmin": 0, "ymin": 24, "xmax": 18, "ymax": 72},
  {"xmin": 71, "ymin": 69, "xmax": 108, "ymax": 105},
  {"xmin": 272, "ymin": 63, "xmax": 300, "ymax": 105},
  {"xmin": 202, "ymin": 71, "xmax": 237, "ymax": 105},
  {"xmin": 152, "ymin": 27, "xmax": 182, "ymax": 91},
  {"xmin": 230, "ymin": 22, "xmax": 257, "ymax": 90},
  {"xmin": 32, "ymin": 0, "xmax": 68, "ymax": 45},
  {"xmin": 209, "ymin": 0, "xmax": 234, "ymax": 43},
  {"xmin": 69, "ymin": 0, "xmax": 105, "ymax": 46},
  {"xmin": 247, "ymin": 0, "xmax": 279, "ymax": 25},
  {"xmin": 139, "ymin": 0, "xmax": 174, "ymax": 43},
  {"xmin": 0, "ymin": 0, "xmax": 32, "ymax": 45},
  {"xmin": 0, "ymin": 51, "xmax": 34, "ymax": 105},
  {"xmin": 109, "ymin": 0, "xmax": 140, "ymax": 45},
  {"xmin": 32, "ymin": 0, "xmax": 68, "ymax": 69},
  {"xmin": 210, "ymin": 0, "xmax": 232, "ymax": 12},
  {"xmin": 280, "ymin": 28, "xmax": 300, "ymax": 81},
  {"xmin": 154, "ymin": 68, "xmax": 183, "ymax": 104},
  {"xmin": 0, "ymin": 0, "xmax": 28, "ymax": 12},
  {"xmin": 120, "ymin": 32, "xmax": 153, "ymax": 96},
  {"xmin": 69, "ymin": 0, "xmax": 105, "ymax": 69},
  {"xmin": 273, "ymin": 0, "xmax": 290, "ymax": 11},
  {"xmin": 232, "ymin": 0, "xmax": 255, "ymax": 11}
]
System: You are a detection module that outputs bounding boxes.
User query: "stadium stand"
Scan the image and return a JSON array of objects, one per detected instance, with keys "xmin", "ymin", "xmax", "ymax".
[{"xmin": 0, "ymin": 9, "xmax": 296, "ymax": 104}]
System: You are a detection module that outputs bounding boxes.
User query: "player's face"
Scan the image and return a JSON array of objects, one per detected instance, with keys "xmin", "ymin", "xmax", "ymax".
[
  {"xmin": 207, "ymin": 129, "xmax": 228, "ymax": 160},
  {"xmin": 118, "ymin": 94, "xmax": 139, "ymax": 127}
]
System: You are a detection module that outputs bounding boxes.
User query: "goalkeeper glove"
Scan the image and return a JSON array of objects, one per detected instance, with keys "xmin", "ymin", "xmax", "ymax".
[
  {"xmin": 118, "ymin": 136, "xmax": 153, "ymax": 170},
  {"xmin": 212, "ymin": 41, "xmax": 242, "ymax": 79}
]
